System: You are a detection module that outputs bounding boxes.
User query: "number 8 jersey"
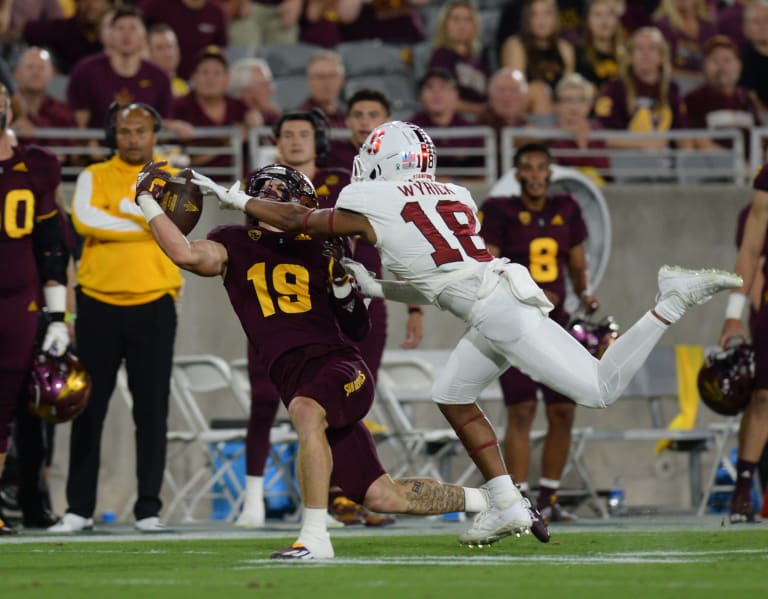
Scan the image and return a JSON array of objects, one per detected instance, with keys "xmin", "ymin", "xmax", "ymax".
[{"xmin": 336, "ymin": 179, "xmax": 493, "ymax": 302}]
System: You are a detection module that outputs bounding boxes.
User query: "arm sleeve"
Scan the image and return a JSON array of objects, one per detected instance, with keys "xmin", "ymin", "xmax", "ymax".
[{"xmin": 32, "ymin": 212, "xmax": 68, "ymax": 285}]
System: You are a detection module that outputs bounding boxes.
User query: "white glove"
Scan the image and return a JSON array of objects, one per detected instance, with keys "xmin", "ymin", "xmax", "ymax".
[
  {"xmin": 340, "ymin": 257, "xmax": 384, "ymax": 298},
  {"xmin": 42, "ymin": 321, "xmax": 69, "ymax": 356},
  {"xmin": 191, "ymin": 172, "xmax": 250, "ymax": 211}
]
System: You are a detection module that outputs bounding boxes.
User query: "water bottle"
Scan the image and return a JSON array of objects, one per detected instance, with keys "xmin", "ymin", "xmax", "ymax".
[{"xmin": 608, "ymin": 477, "xmax": 626, "ymax": 516}]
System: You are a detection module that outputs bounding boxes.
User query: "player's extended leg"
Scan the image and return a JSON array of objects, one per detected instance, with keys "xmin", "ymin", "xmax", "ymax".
[{"xmin": 432, "ymin": 330, "xmax": 548, "ymax": 545}]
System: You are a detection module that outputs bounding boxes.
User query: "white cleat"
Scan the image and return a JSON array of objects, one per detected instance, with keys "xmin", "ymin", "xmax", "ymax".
[
  {"xmin": 458, "ymin": 500, "xmax": 533, "ymax": 547},
  {"xmin": 235, "ymin": 509, "xmax": 266, "ymax": 529},
  {"xmin": 47, "ymin": 513, "xmax": 94, "ymax": 533},
  {"xmin": 655, "ymin": 266, "xmax": 742, "ymax": 323},
  {"xmin": 134, "ymin": 516, "xmax": 171, "ymax": 532}
]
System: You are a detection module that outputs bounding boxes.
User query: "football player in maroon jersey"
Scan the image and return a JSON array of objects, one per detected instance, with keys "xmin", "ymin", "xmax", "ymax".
[
  {"xmin": 0, "ymin": 83, "xmax": 70, "ymax": 534},
  {"xmin": 138, "ymin": 162, "xmax": 498, "ymax": 559}
]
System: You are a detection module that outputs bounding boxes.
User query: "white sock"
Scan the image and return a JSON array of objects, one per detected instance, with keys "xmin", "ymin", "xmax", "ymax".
[
  {"xmin": 464, "ymin": 487, "xmax": 490, "ymax": 512},
  {"xmin": 539, "ymin": 478, "xmax": 560, "ymax": 490},
  {"xmin": 298, "ymin": 507, "xmax": 333, "ymax": 557},
  {"xmin": 241, "ymin": 475, "xmax": 264, "ymax": 512},
  {"xmin": 485, "ymin": 475, "xmax": 521, "ymax": 509}
]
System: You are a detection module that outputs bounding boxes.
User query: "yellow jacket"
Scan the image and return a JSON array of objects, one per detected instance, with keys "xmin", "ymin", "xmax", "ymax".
[{"xmin": 71, "ymin": 155, "xmax": 183, "ymax": 306}]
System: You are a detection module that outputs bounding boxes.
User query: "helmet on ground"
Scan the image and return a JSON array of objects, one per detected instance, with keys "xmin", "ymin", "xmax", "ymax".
[
  {"xmin": 568, "ymin": 315, "xmax": 620, "ymax": 358},
  {"xmin": 28, "ymin": 352, "xmax": 92, "ymax": 423},
  {"xmin": 352, "ymin": 121, "xmax": 436, "ymax": 183},
  {"xmin": 697, "ymin": 342, "xmax": 755, "ymax": 416},
  {"xmin": 246, "ymin": 164, "xmax": 318, "ymax": 208}
]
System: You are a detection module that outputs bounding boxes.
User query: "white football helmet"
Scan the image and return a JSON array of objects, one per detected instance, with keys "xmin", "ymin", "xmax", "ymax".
[{"xmin": 352, "ymin": 121, "xmax": 437, "ymax": 182}]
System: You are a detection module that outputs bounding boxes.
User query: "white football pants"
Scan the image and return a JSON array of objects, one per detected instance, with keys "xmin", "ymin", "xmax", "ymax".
[{"xmin": 432, "ymin": 269, "xmax": 668, "ymax": 409}]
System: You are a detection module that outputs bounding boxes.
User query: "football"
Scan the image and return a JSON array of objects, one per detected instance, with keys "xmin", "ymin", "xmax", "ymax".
[{"xmin": 157, "ymin": 168, "xmax": 204, "ymax": 235}]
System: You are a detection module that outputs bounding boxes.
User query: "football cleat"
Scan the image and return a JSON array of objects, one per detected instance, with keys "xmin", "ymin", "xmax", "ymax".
[
  {"xmin": 134, "ymin": 516, "xmax": 171, "ymax": 532},
  {"xmin": 458, "ymin": 499, "xmax": 533, "ymax": 547},
  {"xmin": 0, "ymin": 516, "xmax": 18, "ymax": 535},
  {"xmin": 655, "ymin": 266, "xmax": 742, "ymax": 323},
  {"xmin": 729, "ymin": 490, "xmax": 759, "ymax": 524},
  {"xmin": 271, "ymin": 543, "xmax": 314, "ymax": 560},
  {"xmin": 539, "ymin": 495, "xmax": 578, "ymax": 524}
]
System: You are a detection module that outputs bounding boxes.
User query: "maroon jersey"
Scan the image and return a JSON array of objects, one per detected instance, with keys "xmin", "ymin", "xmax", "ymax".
[
  {"xmin": 595, "ymin": 75, "xmax": 683, "ymax": 132},
  {"xmin": 0, "ymin": 145, "xmax": 61, "ymax": 294},
  {"xmin": 23, "ymin": 16, "xmax": 103, "ymax": 73},
  {"xmin": 67, "ymin": 54, "xmax": 173, "ymax": 127},
  {"xmin": 207, "ymin": 224, "xmax": 367, "ymax": 374},
  {"xmin": 171, "ymin": 93, "xmax": 247, "ymax": 169},
  {"xmin": 339, "ymin": 2, "xmax": 425, "ymax": 44},
  {"xmin": 18, "ymin": 95, "xmax": 78, "ymax": 149},
  {"xmin": 683, "ymin": 83, "xmax": 761, "ymax": 151},
  {"xmin": 139, "ymin": 0, "xmax": 228, "ymax": 80},
  {"xmin": 479, "ymin": 193, "xmax": 588, "ymax": 322},
  {"xmin": 428, "ymin": 47, "xmax": 489, "ymax": 105},
  {"xmin": 653, "ymin": 15, "xmax": 717, "ymax": 74},
  {"xmin": 318, "ymin": 138, "xmax": 359, "ymax": 172}
]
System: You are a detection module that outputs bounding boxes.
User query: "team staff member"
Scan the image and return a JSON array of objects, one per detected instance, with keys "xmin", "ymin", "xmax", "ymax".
[
  {"xmin": 0, "ymin": 83, "xmax": 70, "ymax": 535},
  {"xmin": 49, "ymin": 103, "xmax": 182, "ymax": 533},
  {"xmin": 480, "ymin": 143, "xmax": 597, "ymax": 522}
]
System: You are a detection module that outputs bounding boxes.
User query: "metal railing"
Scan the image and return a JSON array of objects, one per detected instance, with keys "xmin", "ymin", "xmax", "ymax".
[{"xmin": 21, "ymin": 124, "xmax": 753, "ymax": 187}]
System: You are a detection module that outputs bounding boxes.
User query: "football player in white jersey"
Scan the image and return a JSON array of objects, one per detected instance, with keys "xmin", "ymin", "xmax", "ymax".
[{"xmin": 192, "ymin": 121, "xmax": 742, "ymax": 547}]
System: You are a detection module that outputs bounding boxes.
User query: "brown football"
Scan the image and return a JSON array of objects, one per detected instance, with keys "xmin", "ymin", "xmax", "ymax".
[{"xmin": 157, "ymin": 168, "xmax": 204, "ymax": 235}]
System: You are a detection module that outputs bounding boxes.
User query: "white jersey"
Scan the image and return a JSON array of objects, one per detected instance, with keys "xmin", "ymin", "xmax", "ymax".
[{"xmin": 336, "ymin": 179, "xmax": 492, "ymax": 302}]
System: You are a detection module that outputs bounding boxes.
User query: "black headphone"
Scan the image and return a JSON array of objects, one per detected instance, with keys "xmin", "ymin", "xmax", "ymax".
[
  {"xmin": 103, "ymin": 101, "xmax": 163, "ymax": 150},
  {"xmin": 272, "ymin": 108, "xmax": 330, "ymax": 158}
]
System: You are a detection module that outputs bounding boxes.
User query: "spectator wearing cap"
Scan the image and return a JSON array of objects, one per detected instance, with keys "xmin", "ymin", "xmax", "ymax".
[
  {"xmin": 228, "ymin": 58, "xmax": 282, "ymax": 128},
  {"xmin": 23, "ymin": 0, "xmax": 109, "ymax": 74},
  {"xmin": 408, "ymin": 68, "xmax": 483, "ymax": 176},
  {"xmin": 427, "ymin": 0, "xmax": 490, "ymax": 119},
  {"xmin": 138, "ymin": 0, "xmax": 227, "ymax": 80},
  {"xmin": 67, "ymin": 6, "xmax": 173, "ymax": 130},
  {"xmin": 172, "ymin": 46, "xmax": 249, "ymax": 172},
  {"xmin": 683, "ymin": 34, "xmax": 761, "ymax": 153},
  {"xmin": 296, "ymin": 50, "xmax": 346, "ymax": 128},
  {"xmin": 147, "ymin": 23, "xmax": 189, "ymax": 98}
]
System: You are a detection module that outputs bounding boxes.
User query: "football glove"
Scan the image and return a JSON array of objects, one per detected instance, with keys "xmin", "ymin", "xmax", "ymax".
[
  {"xmin": 340, "ymin": 257, "xmax": 382, "ymax": 298},
  {"xmin": 135, "ymin": 160, "xmax": 171, "ymax": 202},
  {"xmin": 42, "ymin": 321, "xmax": 69, "ymax": 357},
  {"xmin": 191, "ymin": 172, "xmax": 250, "ymax": 211}
]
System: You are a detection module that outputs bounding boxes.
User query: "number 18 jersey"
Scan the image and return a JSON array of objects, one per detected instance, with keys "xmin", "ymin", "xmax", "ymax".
[{"xmin": 336, "ymin": 179, "xmax": 493, "ymax": 302}]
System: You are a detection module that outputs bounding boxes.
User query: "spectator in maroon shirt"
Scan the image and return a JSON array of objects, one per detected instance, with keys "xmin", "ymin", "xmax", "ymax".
[
  {"xmin": 594, "ymin": 26, "xmax": 684, "ymax": 150},
  {"xmin": 738, "ymin": 0, "xmax": 768, "ymax": 114},
  {"xmin": 23, "ymin": 0, "xmax": 110, "ymax": 74},
  {"xmin": 683, "ymin": 35, "xmax": 761, "ymax": 152},
  {"xmin": 299, "ymin": 0, "xmax": 363, "ymax": 48},
  {"xmin": 428, "ymin": 0, "xmax": 490, "ymax": 120},
  {"xmin": 172, "ymin": 46, "xmax": 249, "ymax": 172},
  {"xmin": 67, "ymin": 6, "xmax": 173, "ymax": 129},
  {"xmin": 11, "ymin": 47, "xmax": 76, "ymax": 153},
  {"xmin": 139, "ymin": 0, "xmax": 228, "ymax": 80},
  {"xmin": 339, "ymin": 0, "xmax": 428, "ymax": 44},
  {"xmin": 408, "ymin": 68, "xmax": 483, "ymax": 176},
  {"xmin": 716, "ymin": 0, "xmax": 748, "ymax": 52},
  {"xmin": 228, "ymin": 57, "xmax": 282, "ymax": 128},
  {"xmin": 651, "ymin": 0, "xmax": 717, "ymax": 81},
  {"xmin": 296, "ymin": 50, "xmax": 346, "ymax": 128},
  {"xmin": 550, "ymin": 72, "xmax": 610, "ymax": 184},
  {"xmin": 575, "ymin": 0, "xmax": 625, "ymax": 89}
]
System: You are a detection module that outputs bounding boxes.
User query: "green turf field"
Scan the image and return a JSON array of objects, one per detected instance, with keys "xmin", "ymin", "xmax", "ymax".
[{"xmin": 4, "ymin": 528, "xmax": 767, "ymax": 599}]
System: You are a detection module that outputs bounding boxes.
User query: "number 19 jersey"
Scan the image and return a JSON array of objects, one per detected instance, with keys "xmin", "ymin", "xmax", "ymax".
[{"xmin": 336, "ymin": 180, "xmax": 492, "ymax": 302}]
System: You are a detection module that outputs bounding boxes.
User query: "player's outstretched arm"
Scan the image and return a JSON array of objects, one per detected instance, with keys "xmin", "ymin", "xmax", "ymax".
[
  {"xmin": 137, "ymin": 192, "xmax": 227, "ymax": 277},
  {"xmin": 720, "ymin": 189, "xmax": 768, "ymax": 346},
  {"xmin": 341, "ymin": 258, "xmax": 431, "ymax": 305}
]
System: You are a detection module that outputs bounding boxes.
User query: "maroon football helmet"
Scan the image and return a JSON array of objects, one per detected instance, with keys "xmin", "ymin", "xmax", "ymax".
[
  {"xmin": 697, "ymin": 343, "xmax": 755, "ymax": 416},
  {"xmin": 28, "ymin": 352, "xmax": 92, "ymax": 423},
  {"xmin": 246, "ymin": 164, "xmax": 318, "ymax": 208},
  {"xmin": 568, "ymin": 315, "xmax": 620, "ymax": 358}
]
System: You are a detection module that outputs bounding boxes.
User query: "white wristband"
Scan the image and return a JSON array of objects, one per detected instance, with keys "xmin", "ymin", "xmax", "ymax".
[
  {"xmin": 725, "ymin": 292, "xmax": 747, "ymax": 320},
  {"xmin": 43, "ymin": 284, "xmax": 67, "ymax": 313},
  {"xmin": 137, "ymin": 193, "xmax": 164, "ymax": 223}
]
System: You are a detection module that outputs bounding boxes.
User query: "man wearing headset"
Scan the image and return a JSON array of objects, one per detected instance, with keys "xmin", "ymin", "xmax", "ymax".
[{"xmin": 48, "ymin": 103, "xmax": 182, "ymax": 533}]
